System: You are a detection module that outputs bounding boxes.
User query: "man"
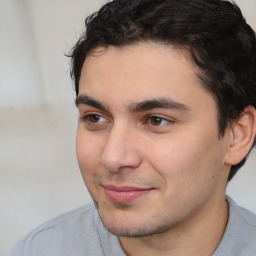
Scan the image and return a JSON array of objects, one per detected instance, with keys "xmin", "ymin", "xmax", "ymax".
[{"xmin": 11, "ymin": 0, "xmax": 256, "ymax": 255}]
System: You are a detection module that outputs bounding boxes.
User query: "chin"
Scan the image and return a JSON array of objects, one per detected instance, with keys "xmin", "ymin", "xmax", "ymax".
[
  {"xmin": 103, "ymin": 220, "xmax": 173, "ymax": 238},
  {"xmin": 98, "ymin": 206, "xmax": 173, "ymax": 238}
]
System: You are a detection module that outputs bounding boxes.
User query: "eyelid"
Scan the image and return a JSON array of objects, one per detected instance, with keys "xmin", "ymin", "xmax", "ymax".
[
  {"xmin": 145, "ymin": 114, "xmax": 175, "ymax": 123},
  {"xmin": 79, "ymin": 110, "xmax": 176, "ymax": 130},
  {"xmin": 79, "ymin": 109, "xmax": 108, "ymax": 118},
  {"xmin": 79, "ymin": 112, "xmax": 111, "ymax": 124},
  {"xmin": 143, "ymin": 115, "xmax": 175, "ymax": 130}
]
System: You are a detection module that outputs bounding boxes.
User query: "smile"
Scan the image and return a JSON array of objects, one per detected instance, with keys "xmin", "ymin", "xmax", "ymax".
[{"xmin": 103, "ymin": 185, "xmax": 155, "ymax": 203}]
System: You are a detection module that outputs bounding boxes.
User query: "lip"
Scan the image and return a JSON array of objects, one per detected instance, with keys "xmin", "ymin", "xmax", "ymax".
[{"xmin": 103, "ymin": 185, "xmax": 154, "ymax": 203}]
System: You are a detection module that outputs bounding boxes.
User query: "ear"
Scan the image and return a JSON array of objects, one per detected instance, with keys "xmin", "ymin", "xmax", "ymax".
[{"xmin": 224, "ymin": 106, "xmax": 256, "ymax": 166}]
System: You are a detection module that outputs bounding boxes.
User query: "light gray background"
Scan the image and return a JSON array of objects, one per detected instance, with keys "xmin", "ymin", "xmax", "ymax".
[{"xmin": 0, "ymin": 0, "xmax": 255, "ymax": 255}]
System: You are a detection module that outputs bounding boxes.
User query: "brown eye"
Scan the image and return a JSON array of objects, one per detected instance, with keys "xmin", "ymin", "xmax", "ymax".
[
  {"xmin": 85, "ymin": 114, "xmax": 106, "ymax": 123},
  {"xmin": 89, "ymin": 114, "xmax": 100, "ymax": 123},
  {"xmin": 148, "ymin": 116, "xmax": 168, "ymax": 126}
]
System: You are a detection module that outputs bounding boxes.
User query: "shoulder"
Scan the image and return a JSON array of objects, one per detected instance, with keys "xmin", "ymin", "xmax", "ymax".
[
  {"xmin": 9, "ymin": 204, "xmax": 101, "ymax": 256},
  {"xmin": 228, "ymin": 196, "xmax": 256, "ymax": 230},
  {"xmin": 25, "ymin": 203, "xmax": 97, "ymax": 238},
  {"xmin": 214, "ymin": 196, "xmax": 256, "ymax": 256},
  {"xmin": 31, "ymin": 203, "xmax": 96, "ymax": 230}
]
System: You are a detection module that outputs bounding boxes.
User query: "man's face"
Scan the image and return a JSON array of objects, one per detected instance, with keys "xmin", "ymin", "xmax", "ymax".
[{"xmin": 76, "ymin": 43, "xmax": 230, "ymax": 237}]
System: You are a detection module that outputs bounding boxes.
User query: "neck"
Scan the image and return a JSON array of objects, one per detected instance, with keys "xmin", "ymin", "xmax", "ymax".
[{"xmin": 119, "ymin": 195, "xmax": 229, "ymax": 256}]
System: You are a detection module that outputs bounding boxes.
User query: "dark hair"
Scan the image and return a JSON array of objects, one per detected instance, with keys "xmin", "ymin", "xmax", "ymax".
[{"xmin": 69, "ymin": 0, "xmax": 256, "ymax": 181}]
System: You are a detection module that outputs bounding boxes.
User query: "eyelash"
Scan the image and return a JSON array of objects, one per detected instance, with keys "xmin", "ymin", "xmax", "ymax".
[
  {"xmin": 79, "ymin": 113, "xmax": 174, "ymax": 129},
  {"xmin": 80, "ymin": 114, "xmax": 109, "ymax": 124},
  {"xmin": 145, "ymin": 115, "xmax": 172, "ymax": 126}
]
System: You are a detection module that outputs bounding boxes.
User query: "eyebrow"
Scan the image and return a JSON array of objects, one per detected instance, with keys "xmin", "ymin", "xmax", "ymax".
[
  {"xmin": 76, "ymin": 95, "xmax": 191, "ymax": 113},
  {"xmin": 75, "ymin": 95, "xmax": 109, "ymax": 112},
  {"xmin": 128, "ymin": 98, "xmax": 191, "ymax": 113}
]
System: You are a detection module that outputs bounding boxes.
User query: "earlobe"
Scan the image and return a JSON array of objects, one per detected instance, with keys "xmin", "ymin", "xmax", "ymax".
[{"xmin": 225, "ymin": 106, "xmax": 256, "ymax": 165}]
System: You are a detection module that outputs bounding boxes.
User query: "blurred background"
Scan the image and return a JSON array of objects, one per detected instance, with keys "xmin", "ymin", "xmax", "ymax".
[{"xmin": 0, "ymin": 0, "xmax": 255, "ymax": 255}]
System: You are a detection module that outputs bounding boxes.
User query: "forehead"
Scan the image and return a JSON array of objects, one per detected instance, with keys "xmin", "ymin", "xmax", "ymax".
[{"xmin": 78, "ymin": 43, "xmax": 215, "ymax": 112}]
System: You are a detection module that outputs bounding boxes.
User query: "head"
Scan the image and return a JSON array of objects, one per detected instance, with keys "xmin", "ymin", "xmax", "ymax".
[
  {"xmin": 70, "ymin": 0, "xmax": 256, "ymax": 238},
  {"xmin": 70, "ymin": 0, "xmax": 256, "ymax": 181}
]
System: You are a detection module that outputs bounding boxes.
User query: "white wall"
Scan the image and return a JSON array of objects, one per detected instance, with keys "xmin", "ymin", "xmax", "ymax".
[
  {"xmin": 0, "ymin": 0, "xmax": 255, "ymax": 255},
  {"xmin": 0, "ymin": 0, "xmax": 43, "ymax": 107}
]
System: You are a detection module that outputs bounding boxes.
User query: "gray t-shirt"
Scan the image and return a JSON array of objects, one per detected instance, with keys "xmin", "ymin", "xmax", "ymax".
[{"xmin": 10, "ymin": 197, "xmax": 256, "ymax": 256}]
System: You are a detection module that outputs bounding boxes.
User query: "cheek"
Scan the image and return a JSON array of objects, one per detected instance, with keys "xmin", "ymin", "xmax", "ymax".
[
  {"xmin": 147, "ymin": 131, "xmax": 222, "ymax": 187},
  {"xmin": 76, "ymin": 128, "xmax": 104, "ymax": 178},
  {"xmin": 146, "ymin": 135, "xmax": 223, "ymax": 216},
  {"xmin": 76, "ymin": 130, "xmax": 107, "ymax": 202}
]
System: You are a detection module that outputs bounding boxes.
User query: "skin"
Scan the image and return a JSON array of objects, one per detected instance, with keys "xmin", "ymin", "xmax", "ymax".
[{"xmin": 76, "ymin": 43, "xmax": 232, "ymax": 255}]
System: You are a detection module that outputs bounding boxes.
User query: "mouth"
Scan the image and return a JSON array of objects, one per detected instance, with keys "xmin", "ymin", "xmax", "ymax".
[{"xmin": 103, "ymin": 185, "xmax": 155, "ymax": 203}]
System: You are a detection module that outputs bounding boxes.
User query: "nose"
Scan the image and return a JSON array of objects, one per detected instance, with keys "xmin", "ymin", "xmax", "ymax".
[{"xmin": 100, "ymin": 124, "xmax": 142, "ymax": 172}]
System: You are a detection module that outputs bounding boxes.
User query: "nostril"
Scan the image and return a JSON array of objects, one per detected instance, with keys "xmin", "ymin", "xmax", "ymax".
[
  {"xmin": 100, "ymin": 125, "xmax": 143, "ymax": 172},
  {"xmin": 100, "ymin": 143, "xmax": 142, "ymax": 173}
]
